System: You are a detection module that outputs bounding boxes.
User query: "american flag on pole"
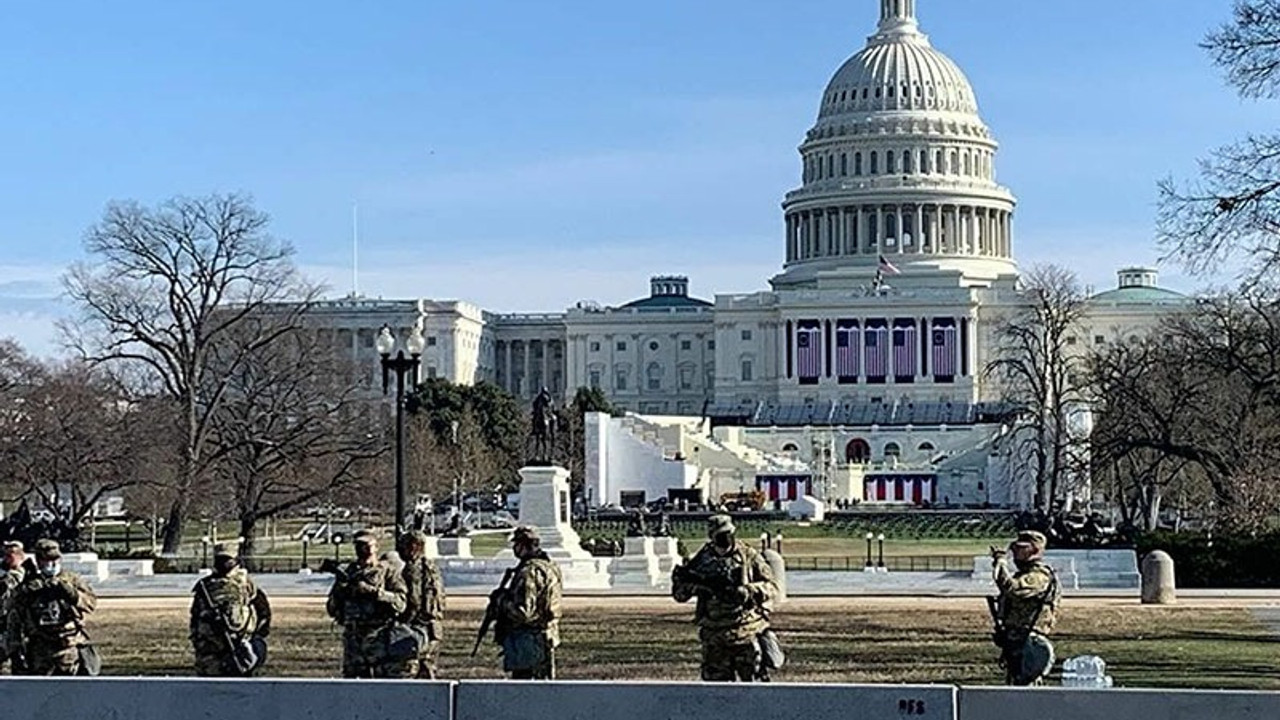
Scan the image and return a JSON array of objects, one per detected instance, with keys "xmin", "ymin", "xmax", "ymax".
[
  {"xmin": 864, "ymin": 322, "xmax": 888, "ymax": 380},
  {"xmin": 931, "ymin": 320, "xmax": 957, "ymax": 380},
  {"xmin": 835, "ymin": 322, "xmax": 859, "ymax": 380},
  {"xmin": 893, "ymin": 321, "xmax": 917, "ymax": 380},
  {"xmin": 878, "ymin": 254, "xmax": 901, "ymax": 275},
  {"xmin": 797, "ymin": 324, "xmax": 821, "ymax": 380}
]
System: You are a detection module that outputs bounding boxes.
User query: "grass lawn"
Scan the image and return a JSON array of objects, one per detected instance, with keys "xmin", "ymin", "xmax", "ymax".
[{"xmin": 79, "ymin": 597, "xmax": 1280, "ymax": 690}]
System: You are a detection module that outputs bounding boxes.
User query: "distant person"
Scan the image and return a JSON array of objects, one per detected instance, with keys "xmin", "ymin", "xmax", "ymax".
[
  {"xmin": 493, "ymin": 526, "xmax": 562, "ymax": 679},
  {"xmin": 189, "ymin": 542, "xmax": 271, "ymax": 676},
  {"xmin": 325, "ymin": 530, "xmax": 409, "ymax": 678},
  {"xmin": 0, "ymin": 541, "xmax": 29, "ymax": 673},
  {"xmin": 399, "ymin": 531, "xmax": 445, "ymax": 678},
  {"xmin": 989, "ymin": 530, "xmax": 1060, "ymax": 685},
  {"xmin": 671, "ymin": 515, "xmax": 779, "ymax": 682},
  {"xmin": 7, "ymin": 539, "xmax": 97, "ymax": 675}
]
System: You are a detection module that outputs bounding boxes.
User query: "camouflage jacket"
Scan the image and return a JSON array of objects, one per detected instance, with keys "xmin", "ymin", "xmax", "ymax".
[
  {"xmin": 8, "ymin": 570, "xmax": 96, "ymax": 647},
  {"xmin": 326, "ymin": 560, "xmax": 407, "ymax": 631},
  {"xmin": 500, "ymin": 553, "xmax": 562, "ymax": 647},
  {"xmin": 993, "ymin": 559, "xmax": 1059, "ymax": 637},
  {"xmin": 190, "ymin": 567, "xmax": 272, "ymax": 648},
  {"xmin": 0, "ymin": 566, "xmax": 25, "ymax": 636},
  {"xmin": 400, "ymin": 556, "xmax": 445, "ymax": 631},
  {"xmin": 672, "ymin": 540, "xmax": 777, "ymax": 641}
]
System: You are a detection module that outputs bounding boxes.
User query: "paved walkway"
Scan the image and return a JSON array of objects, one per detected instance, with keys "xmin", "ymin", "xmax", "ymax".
[{"xmin": 91, "ymin": 570, "xmax": 1140, "ymax": 598}]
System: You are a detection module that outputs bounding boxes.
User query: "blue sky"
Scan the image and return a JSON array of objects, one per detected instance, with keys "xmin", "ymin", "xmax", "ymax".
[{"xmin": 0, "ymin": 1, "xmax": 1271, "ymax": 356}]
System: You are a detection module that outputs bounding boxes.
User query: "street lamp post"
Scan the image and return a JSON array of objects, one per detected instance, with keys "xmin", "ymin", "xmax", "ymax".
[
  {"xmin": 376, "ymin": 324, "xmax": 425, "ymax": 541},
  {"xmin": 877, "ymin": 533, "xmax": 886, "ymax": 570},
  {"xmin": 865, "ymin": 532, "xmax": 874, "ymax": 568},
  {"xmin": 201, "ymin": 536, "xmax": 211, "ymax": 570}
]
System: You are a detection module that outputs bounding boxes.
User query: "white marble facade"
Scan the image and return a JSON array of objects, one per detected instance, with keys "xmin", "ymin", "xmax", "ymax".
[{"xmin": 300, "ymin": 2, "xmax": 1186, "ymax": 424}]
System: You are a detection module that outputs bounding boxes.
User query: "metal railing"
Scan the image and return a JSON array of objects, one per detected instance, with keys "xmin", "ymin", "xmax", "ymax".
[{"xmin": 783, "ymin": 554, "xmax": 973, "ymax": 573}]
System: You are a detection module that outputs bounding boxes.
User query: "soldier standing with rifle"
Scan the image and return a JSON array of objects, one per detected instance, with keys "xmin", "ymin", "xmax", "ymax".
[
  {"xmin": 399, "ymin": 531, "xmax": 445, "ymax": 678},
  {"xmin": 189, "ymin": 542, "xmax": 272, "ymax": 677},
  {"xmin": 479, "ymin": 526, "xmax": 562, "ymax": 680},
  {"xmin": 325, "ymin": 530, "xmax": 409, "ymax": 678},
  {"xmin": 988, "ymin": 530, "xmax": 1060, "ymax": 686},
  {"xmin": 0, "ymin": 541, "xmax": 30, "ymax": 674},
  {"xmin": 6, "ymin": 539, "xmax": 98, "ymax": 675},
  {"xmin": 672, "ymin": 515, "xmax": 779, "ymax": 682}
]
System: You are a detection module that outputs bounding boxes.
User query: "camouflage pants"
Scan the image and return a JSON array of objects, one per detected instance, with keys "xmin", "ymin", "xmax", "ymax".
[
  {"xmin": 503, "ymin": 630, "xmax": 554, "ymax": 680},
  {"xmin": 407, "ymin": 638, "xmax": 442, "ymax": 679},
  {"xmin": 24, "ymin": 640, "xmax": 80, "ymax": 676},
  {"xmin": 342, "ymin": 626, "xmax": 413, "ymax": 679},
  {"xmin": 699, "ymin": 632, "xmax": 760, "ymax": 682}
]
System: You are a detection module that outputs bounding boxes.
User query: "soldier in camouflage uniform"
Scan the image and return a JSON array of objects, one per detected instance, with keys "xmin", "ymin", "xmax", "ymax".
[
  {"xmin": 189, "ymin": 542, "xmax": 272, "ymax": 676},
  {"xmin": 6, "ymin": 539, "xmax": 97, "ymax": 675},
  {"xmin": 0, "ymin": 541, "xmax": 28, "ymax": 673},
  {"xmin": 991, "ymin": 530, "xmax": 1060, "ymax": 685},
  {"xmin": 326, "ymin": 530, "xmax": 409, "ymax": 678},
  {"xmin": 399, "ymin": 531, "xmax": 445, "ymax": 678},
  {"xmin": 496, "ymin": 526, "xmax": 562, "ymax": 679},
  {"xmin": 672, "ymin": 515, "xmax": 778, "ymax": 682}
]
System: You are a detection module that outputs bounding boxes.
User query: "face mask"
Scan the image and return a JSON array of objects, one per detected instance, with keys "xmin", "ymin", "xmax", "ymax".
[
  {"xmin": 713, "ymin": 533, "xmax": 734, "ymax": 550},
  {"xmin": 39, "ymin": 563, "xmax": 59, "ymax": 577},
  {"xmin": 214, "ymin": 557, "xmax": 236, "ymax": 575}
]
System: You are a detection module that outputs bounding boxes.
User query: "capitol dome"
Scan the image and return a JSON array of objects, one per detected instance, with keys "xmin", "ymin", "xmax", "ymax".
[{"xmin": 774, "ymin": 0, "xmax": 1017, "ymax": 288}]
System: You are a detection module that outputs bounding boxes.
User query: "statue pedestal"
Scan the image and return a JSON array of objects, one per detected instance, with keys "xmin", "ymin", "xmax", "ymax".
[
  {"xmin": 421, "ymin": 535, "xmax": 441, "ymax": 559},
  {"xmin": 511, "ymin": 465, "xmax": 589, "ymax": 560},
  {"xmin": 438, "ymin": 537, "xmax": 472, "ymax": 558},
  {"xmin": 497, "ymin": 464, "xmax": 611, "ymax": 589},
  {"xmin": 61, "ymin": 552, "xmax": 109, "ymax": 582},
  {"xmin": 611, "ymin": 537, "xmax": 663, "ymax": 588}
]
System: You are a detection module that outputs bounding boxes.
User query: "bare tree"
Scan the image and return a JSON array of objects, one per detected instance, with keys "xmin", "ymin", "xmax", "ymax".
[
  {"xmin": 61, "ymin": 194, "xmax": 318, "ymax": 552},
  {"xmin": 984, "ymin": 265, "xmax": 1091, "ymax": 511},
  {"xmin": 0, "ymin": 351, "xmax": 164, "ymax": 526},
  {"xmin": 203, "ymin": 322, "xmax": 387, "ymax": 557},
  {"xmin": 1158, "ymin": 1, "xmax": 1280, "ymax": 282}
]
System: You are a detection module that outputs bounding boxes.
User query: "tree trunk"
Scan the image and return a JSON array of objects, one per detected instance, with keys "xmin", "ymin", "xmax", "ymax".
[
  {"xmin": 1143, "ymin": 485, "xmax": 1163, "ymax": 532},
  {"xmin": 160, "ymin": 496, "xmax": 186, "ymax": 555},
  {"xmin": 239, "ymin": 514, "xmax": 258, "ymax": 558}
]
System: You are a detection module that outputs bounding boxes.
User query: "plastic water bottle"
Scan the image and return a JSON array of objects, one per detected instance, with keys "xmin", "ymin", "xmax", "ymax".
[{"xmin": 1062, "ymin": 655, "xmax": 1113, "ymax": 688}]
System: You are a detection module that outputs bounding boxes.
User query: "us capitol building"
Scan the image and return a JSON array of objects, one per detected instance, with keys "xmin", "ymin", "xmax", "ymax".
[{"xmin": 311, "ymin": 2, "xmax": 1186, "ymax": 509}]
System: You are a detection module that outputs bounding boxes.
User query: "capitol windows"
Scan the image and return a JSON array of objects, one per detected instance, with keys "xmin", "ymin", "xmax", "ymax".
[
  {"xmin": 426, "ymin": 366, "xmax": 438, "ymax": 379},
  {"xmin": 615, "ymin": 367, "xmax": 630, "ymax": 391},
  {"xmin": 886, "ymin": 152, "xmax": 896, "ymax": 174},
  {"xmin": 740, "ymin": 359, "xmax": 754, "ymax": 382},
  {"xmin": 646, "ymin": 363, "xmax": 663, "ymax": 391},
  {"xmin": 883, "ymin": 442, "xmax": 902, "ymax": 461},
  {"xmin": 708, "ymin": 339, "xmax": 716, "ymax": 350},
  {"xmin": 827, "ymin": 155, "xmax": 834, "ymax": 177},
  {"xmin": 870, "ymin": 151, "xmax": 879, "ymax": 174},
  {"xmin": 855, "ymin": 153, "xmax": 863, "ymax": 175},
  {"xmin": 936, "ymin": 150, "xmax": 944, "ymax": 174},
  {"xmin": 426, "ymin": 336, "xmax": 437, "ymax": 347},
  {"xmin": 920, "ymin": 150, "xmax": 929, "ymax": 174},
  {"xmin": 841, "ymin": 153, "xmax": 848, "ymax": 176},
  {"xmin": 741, "ymin": 329, "xmax": 753, "ymax": 341},
  {"xmin": 1066, "ymin": 336, "xmax": 1077, "ymax": 346},
  {"xmin": 1094, "ymin": 335, "xmax": 1105, "ymax": 345},
  {"xmin": 902, "ymin": 151, "xmax": 912, "ymax": 174},
  {"xmin": 681, "ymin": 339, "xmax": 692, "ymax": 351},
  {"xmin": 949, "ymin": 151, "xmax": 958, "ymax": 175},
  {"xmin": 617, "ymin": 341, "xmax": 627, "ymax": 351},
  {"xmin": 649, "ymin": 341, "xmax": 659, "ymax": 351},
  {"xmin": 588, "ymin": 369, "xmax": 602, "ymax": 389},
  {"xmin": 679, "ymin": 365, "xmax": 694, "ymax": 390},
  {"xmin": 590, "ymin": 341, "xmax": 601, "ymax": 352}
]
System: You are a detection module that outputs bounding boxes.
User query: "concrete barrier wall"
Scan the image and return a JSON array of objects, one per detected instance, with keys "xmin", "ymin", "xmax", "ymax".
[
  {"xmin": 1, "ymin": 677, "xmax": 452, "ymax": 720},
  {"xmin": 9, "ymin": 677, "xmax": 1280, "ymax": 720},
  {"xmin": 958, "ymin": 686, "xmax": 1280, "ymax": 720},
  {"xmin": 455, "ymin": 680, "xmax": 956, "ymax": 720}
]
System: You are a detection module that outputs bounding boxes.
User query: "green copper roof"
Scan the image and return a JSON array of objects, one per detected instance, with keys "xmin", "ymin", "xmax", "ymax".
[{"xmin": 1089, "ymin": 285, "xmax": 1189, "ymax": 305}]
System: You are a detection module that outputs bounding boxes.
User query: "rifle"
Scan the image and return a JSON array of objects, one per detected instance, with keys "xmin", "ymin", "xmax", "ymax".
[
  {"xmin": 673, "ymin": 561, "xmax": 741, "ymax": 602},
  {"xmin": 985, "ymin": 595, "xmax": 1008, "ymax": 650},
  {"xmin": 196, "ymin": 579, "xmax": 261, "ymax": 676},
  {"xmin": 471, "ymin": 567, "xmax": 516, "ymax": 657},
  {"xmin": 318, "ymin": 557, "xmax": 349, "ymax": 582}
]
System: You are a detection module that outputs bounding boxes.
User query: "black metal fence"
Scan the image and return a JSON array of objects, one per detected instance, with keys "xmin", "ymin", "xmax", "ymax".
[{"xmin": 783, "ymin": 554, "xmax": 974, "ymax": 573}]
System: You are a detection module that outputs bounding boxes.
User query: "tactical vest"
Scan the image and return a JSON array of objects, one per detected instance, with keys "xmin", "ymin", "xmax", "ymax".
[{"xmin": 198, "ymin": 570, "xmax": 255, "ymax": 634}]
